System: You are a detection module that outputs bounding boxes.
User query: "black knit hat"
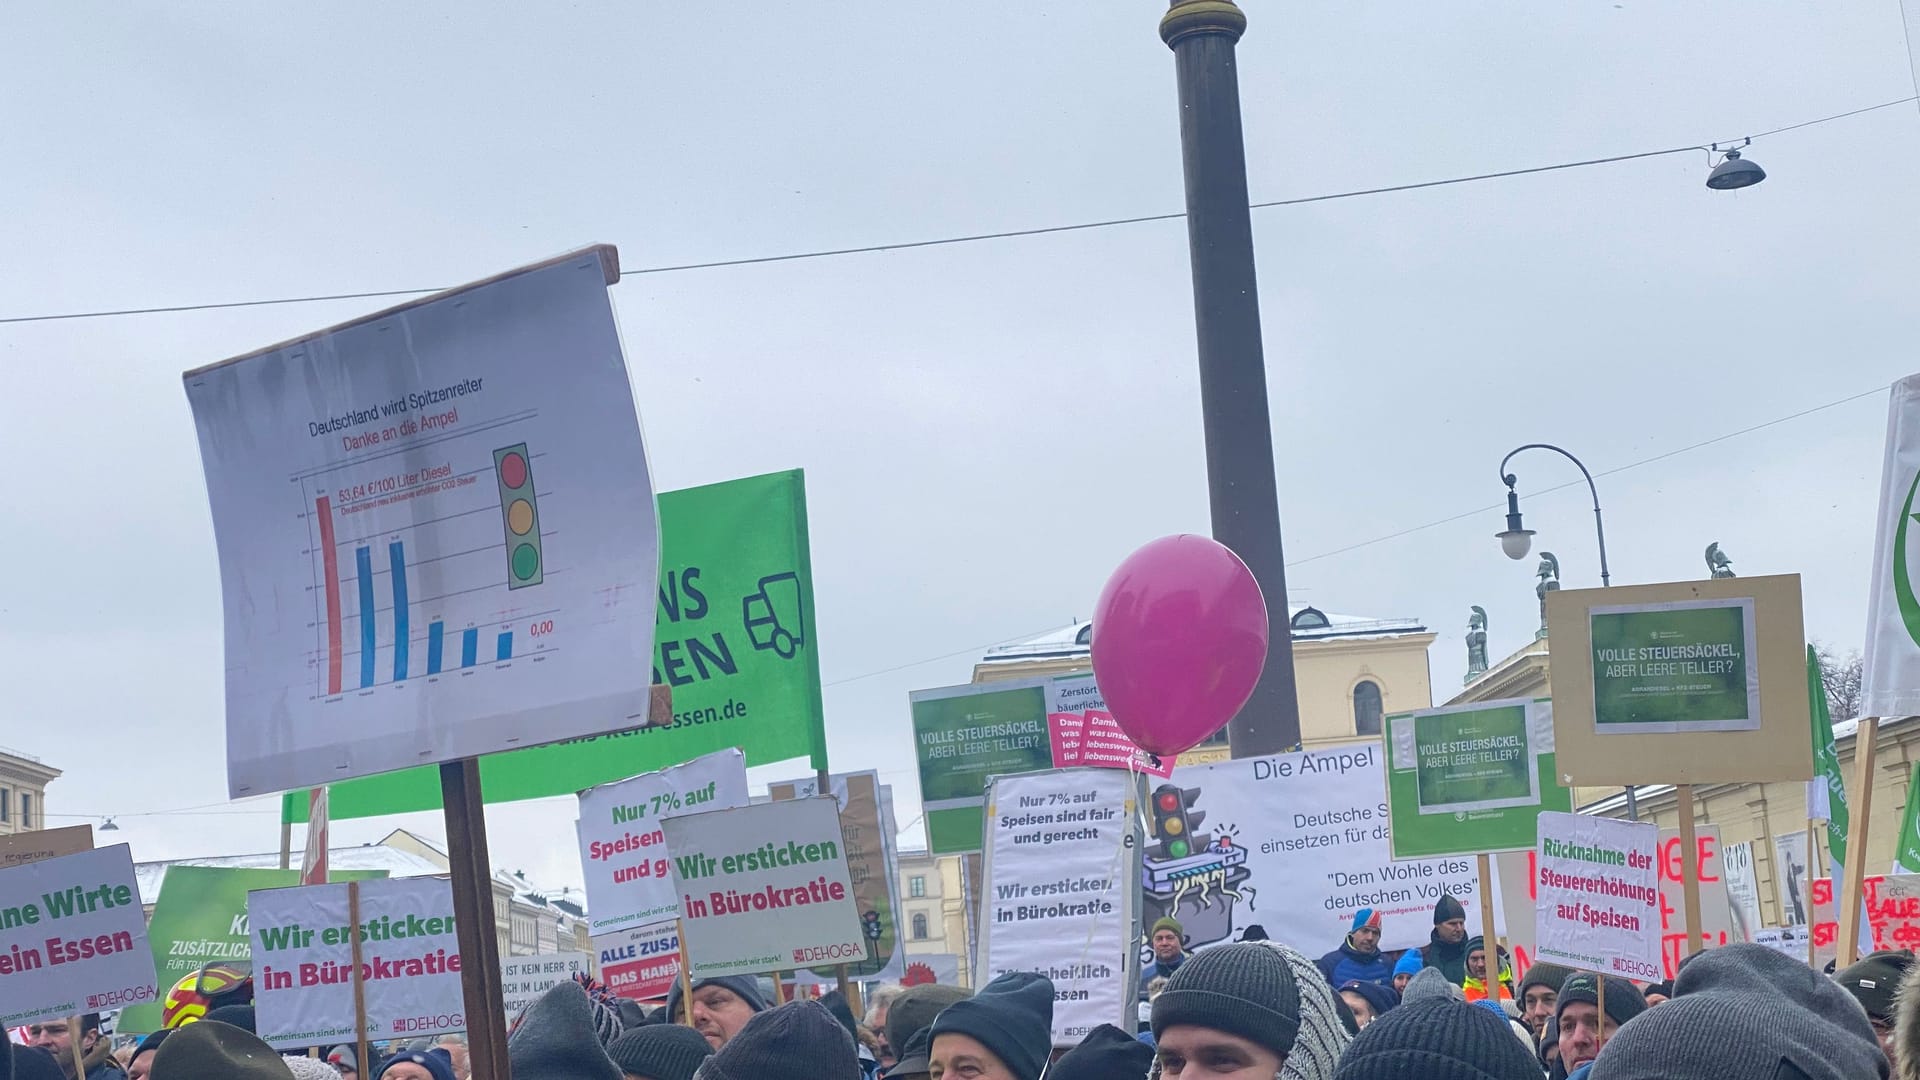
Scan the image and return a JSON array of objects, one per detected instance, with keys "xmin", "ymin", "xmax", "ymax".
[
  {"xmin": 666, "ymin": 976, "xmax": 769, "ymax": 1026},
  {"xmin": 8, "ymin": 1046, "xmax": 63, "ymax": 1080},
  {"xmin": 1050, "ymin": 1024, "xmax": 1153, "ymax": 1080},
  {"xmin": 1434, "ymin": 894, "xmax": 1466, "ymax": 924},
  {"xmin": 1151, "ymin": 942, "xmax": 1301, "ymax": 1059},
  {"xmin": 607, "ymin": 1024, "xmax": 714, "ymax": 1080},
  {"xmin": 1589, "ymin": 943, "xmax": 1885, "ymax": 1080},
  {"xmin": 1554, "ymin": 972, "xmax": 1646, "ymax": 1028},
  {"xmin": 819, "ymin": 989, "xmax": 860, "ymax": 1037},
  {"xmin": 883, "ymin": 1027, "xmax": 932, "ymax": 1079},
  {"xmin": 1334, "ymin": 999, "xmax": 1543, "ymax": 1080},
  {"xmin": 1517, "ymin": 962, "xmax": 1575, "ymax": 999},
  {"xmin": 131, "ymin": 1030, "xmax": 172, "ymax": 1062},
  {"xmin": 884, "ymin": 985, "xmax": 970, "ymax": 1055},
  {"xmin": 1836, "ymin": 949, "xmax": 1914, "ymax": 1022},
  {"xmin": 696, "ymin": 1001, "xmax": 860, "ymax": 1080},
  {"xmin": 930, "ymin": 973, "xmax": 1055, "ymax": 1080},
  {"xmin": 150, "ymin": 1020, "xmax": 294, "ymax": 1080},
  {"xmin": 506, "ymin": 980, "xmax": 623, "ymax": 1080},
  {"xmin": 1338, "ymin": 980, "xmax": 1401, "ymax": 1020},
  {"xmin": 205, "ymin": 1003, "xmax": 259, "ymax": 1033}
]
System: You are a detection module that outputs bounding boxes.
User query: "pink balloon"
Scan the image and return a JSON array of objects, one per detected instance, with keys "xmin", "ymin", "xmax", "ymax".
[{"xmin": 1090, "ymin": 534, "xmax": 1269, "ymax": 757}]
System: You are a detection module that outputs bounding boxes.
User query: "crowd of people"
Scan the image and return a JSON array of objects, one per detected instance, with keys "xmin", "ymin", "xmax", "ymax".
[{"xmin": 3, "ymin": 894, "xmax": 1910, "ymax": 1080}]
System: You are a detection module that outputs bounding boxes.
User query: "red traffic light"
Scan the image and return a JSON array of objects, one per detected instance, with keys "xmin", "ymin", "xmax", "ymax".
[{"xmin": 1157, "ymin": 791, "xmax": 1181, "ymax": 813}]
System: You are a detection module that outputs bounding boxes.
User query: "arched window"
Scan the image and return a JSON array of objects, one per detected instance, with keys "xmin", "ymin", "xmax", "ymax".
[
  {"xmin": 1353, "ymin": 681, "xmax": 1383, "ymax": 736},
  {"xmin": 1291, "ymin": 607, "xmax": 1331, "ymax": 631},
  {"xmin": 911, "ymin": 913, "xmax": 929, "ymax": 940}
]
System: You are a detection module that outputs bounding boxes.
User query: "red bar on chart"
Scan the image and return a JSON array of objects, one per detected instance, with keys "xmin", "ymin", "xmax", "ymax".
[{"xmin": 317, "ymin": 495, "xmax": 342, "ymax": 694}]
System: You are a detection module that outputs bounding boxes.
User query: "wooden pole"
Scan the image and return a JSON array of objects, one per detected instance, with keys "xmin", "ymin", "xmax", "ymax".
[
  {"xmin": 349, "ymin": 880, "xmax": 371, "ymax": 1080},
  {"xmin": 774, "ymin": 973, "xmax": 789, "ymax": 1004},
  {"xmin": 441, "ymin": 759, "xmax": 511, "ymax": 1080},
  {"xmin": 1595, "ymin": 975, "xmax": 1607, "ymax": 1053},
  {"xmin": 1674, "ymin": 785, "xmax": 1704, "ymax": 955},
  {"xmin": 1476, "ymin": 854, "xmax": 1499, "ymax": 995},
  {"xmin": 677, "ymin": 918, "xmax": 696, "ymax": 1028},
  {"xmin": 1837, "ymin": 718, "xmax": 1882, "ymax": 965},
  {"xmin": 1806, "ymin": 820, "xmax": 1821, "ymax": 969},
  {"xmin": 69, "ymin": 1024, "xmax": 86, "ymax": 1080}
]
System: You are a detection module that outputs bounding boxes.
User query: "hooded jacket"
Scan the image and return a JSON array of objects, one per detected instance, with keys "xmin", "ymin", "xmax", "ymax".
[
  {"xmin": 1421, "ymin": 929, "xmax": 1470, "ymax": 985},
  {"xmin": 1314, "ymin": 936, "xmax": 1393, "ymax": 989}
]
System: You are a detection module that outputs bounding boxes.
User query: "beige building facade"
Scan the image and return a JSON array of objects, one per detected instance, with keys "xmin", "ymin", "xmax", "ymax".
[
  {"xmin": 896, "ymin": 849, "xmax": 973, "ymax": 986},
  {"xmin": 0, "ymin": 747, "xmax": 60, "ymax": 837}
]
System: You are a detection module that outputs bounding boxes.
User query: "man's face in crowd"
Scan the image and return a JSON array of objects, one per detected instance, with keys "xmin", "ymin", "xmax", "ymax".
[
  {"xmin": 30, "ymin": 1019, "xmax": 90, "ymax": 1055},
  {"xmin": 1338, "ymin": 990, "xmax": 1377, "ymax": 1028},
  {"xmin": 1467, "ymin": 947, "xmax": 1486, "ymax": 980},
  {"xmin": 1393, "ymin": 972, "xmax": 1412, "ymax": 993},
  {"xmin": 1437, "ymin": 918, "xmax": 1467, "ymax": 944},
  {"xmin": 930, "ymin": 1033, "xmax": 1016, "ymax": 1080},
  {"xmin": 1871, "ymin": 1015, "xmax": 1897, "ymax": 1067},
  {"xmin": 683, "ymin": 985, "xmax": 757, "ymax": 1049},
  {"xmin": 1559, "ymin": 1002, "xmax": 1617, "ymax": 1070},
  {"xmin": 1154, "ymin": 1025, "xmax": 1284, "ymax": 1080},
  {"xmin": 1642, "ymin": 990, "xmax": 1669, "ymax": 1007},
  {"xmin": 383, "ymin": 1064, "xmax": 436, "ymax": 1080},
  {"xmin": 1153, "ymin": 929, "xmax": 1184, "ymax": 963},
  {"xmin": 128, "ymin": 1049, "xmax": 159, "ymax": 1080},
  {"xmin": 1349, "ymin": 924, "xmax": 1380, "ymax": 952},
  {"xmin": 1521, "ymin": 985, "xmax": 1557, "ymax": 1035}
]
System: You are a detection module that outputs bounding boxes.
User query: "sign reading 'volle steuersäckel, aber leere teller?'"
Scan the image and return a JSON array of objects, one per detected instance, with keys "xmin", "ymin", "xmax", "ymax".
[{"xmin": 1588, "ymin": 598, "xmax": 1761, "ymax": 735}]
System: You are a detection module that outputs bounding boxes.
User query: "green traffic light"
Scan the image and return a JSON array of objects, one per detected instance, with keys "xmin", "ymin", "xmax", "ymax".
[{"xmin": 1169, "ymin": 839, "xmax": 1189, "ymax": 858}]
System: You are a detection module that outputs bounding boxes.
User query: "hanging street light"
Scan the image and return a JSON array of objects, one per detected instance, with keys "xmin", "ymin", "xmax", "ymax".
[{"xmin": 1707, "ymin": 139, "xmax": 1766, "ymax": 190}]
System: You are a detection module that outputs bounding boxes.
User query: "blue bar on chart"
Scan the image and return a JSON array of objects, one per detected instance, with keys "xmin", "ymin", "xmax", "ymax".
[
  {"xmin": 389, "ymin": 541, "xmax": 409, "ymax": 681},
  {"xmin": 496, "ymin": 631, "xmax": 513, "ymax": 661},
  {"xmin": 356, "ymin": 546, "xmax": 375, "ymax": 688},
  {"xmin": 427, "ymin": 621, "xmax": 444, "ymax": 675},
  {"xmin": 461, "ymin": 628, "xmax": 478, "ymax": 668}
]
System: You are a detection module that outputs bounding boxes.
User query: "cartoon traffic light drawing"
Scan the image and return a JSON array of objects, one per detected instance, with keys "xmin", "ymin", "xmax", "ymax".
[
  {"xmin": 743, "ymin": 572, "xmax": 805, "ymax": 658},
  {"xmin": 1140, "ymin": 783, "xmax": 1249, "ymax": 949},
  {"xmin": 1148, "ymin": 785, "xmax": 1207, "ymax": 859},
  {"xmin": 494, "ymin": 443, "xmax": 543, "ymax": 589}
]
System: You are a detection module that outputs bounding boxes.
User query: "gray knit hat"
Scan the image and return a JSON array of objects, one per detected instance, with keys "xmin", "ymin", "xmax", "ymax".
[
  {"xmin": 1150, "ymin": 943, "xmax": 1302, "ymax": 1058},
  {"xmin": 1334, "ymin": 999, "xmax": 1543, "ymax": 1080},
  {"xmin": 695, "ymin": 1001, "xmax": 860, "ymax": 1080},
  {"xmin": 1272, "ymin": 940, "xmax": 1355, "ymax": 1080},
  {"xmin": 607, "ymin": 1024, "xmax": 714, "ymax": 1080},
  {"xmin": 506, "ymin": 980, "xmax": 624, "ymax": 1080},
  {"xmin": 1402, "ymin": 966, "xmax": 1466, "ymax": 1005},
  {"xmin": 1589, "ymin": 942, "xmax": 1886, "ymax": 1080},
  {"xmin": 1516, "ymin": 961, "xmax": 1575, "ymax": 1000}
]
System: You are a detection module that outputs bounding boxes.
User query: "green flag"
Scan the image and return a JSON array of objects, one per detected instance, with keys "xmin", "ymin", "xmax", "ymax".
[
  {"xmin": 284, "ymin": 469, "xmax": 827, "ymax": 823},
  {"xmin": 1807, "ymin": 645, "xmax": 1849, "ymax": 877},
  {"xmin": 1896, "ymin": 765, "xmax": 1920, "ymax": 874}
]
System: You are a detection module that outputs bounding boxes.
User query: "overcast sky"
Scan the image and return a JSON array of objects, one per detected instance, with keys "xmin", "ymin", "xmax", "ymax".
[{"xmin": 3, "ymin": 3, "xmax": 1917, "ymax": 894}]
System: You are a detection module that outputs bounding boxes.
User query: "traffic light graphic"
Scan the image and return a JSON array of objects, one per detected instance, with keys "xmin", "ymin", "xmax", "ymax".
[
  {"xmin": 494, "ymin": 443, "xmax": 543, "ymax": 589},
  {"xmin": 1149, "ymin": 784, "xmax": 1207, "ymax": 860},
  {"xmin": 743, "ymin": 572, "xmax": 804, "ymax": 658}
]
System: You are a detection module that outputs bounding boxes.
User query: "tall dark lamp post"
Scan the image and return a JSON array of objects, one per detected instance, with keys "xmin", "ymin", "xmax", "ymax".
[
  {"xmin": 1160, "ymin": 0, "xmax": 1302, "ymax": 757},
  {"xmin": 1496, "ymin": 442, "xmax": 1636, "ymax": 819}
]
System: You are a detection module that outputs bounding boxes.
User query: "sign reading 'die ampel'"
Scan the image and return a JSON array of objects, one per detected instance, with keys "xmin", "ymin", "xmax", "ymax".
[
  {"xmin": 0, "ymin": 845, "xmax": 156, "ymax": 1026},
  {"xmin": 1534, "ymin": 812, "xmax": 1662, "ymax": 981},
  {"xmin": 250, "ymin": 877, "xmax": 465, "ymax": 1048},
  {"xmin": 662, "ymin": 798, "xmax": 865, "ymax": 979},
  {"xmin": 979, "ymin": 769, "xmax": 1136, "ymax": 1047},
  {"xmin": 577, "ymin": 749, "xmax": 750, "ymax": 934}
]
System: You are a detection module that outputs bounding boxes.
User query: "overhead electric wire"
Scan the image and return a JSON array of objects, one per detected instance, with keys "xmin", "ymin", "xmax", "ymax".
[{"xmin": 0, "ymin": 97, "xmax": 1911, "ymax": 327}]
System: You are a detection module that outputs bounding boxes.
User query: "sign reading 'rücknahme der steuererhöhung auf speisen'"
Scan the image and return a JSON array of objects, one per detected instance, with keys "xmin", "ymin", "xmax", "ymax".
[
  {"xmin": 1588, "ymin": 598, "xmax": 1761, "ymax": 734},
  {"xmin": 1534, "ymin": 811, "xmax": 1662, "ymax": 981}
]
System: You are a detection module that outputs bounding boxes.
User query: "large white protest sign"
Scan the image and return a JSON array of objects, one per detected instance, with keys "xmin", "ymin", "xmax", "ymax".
[
  {"xmin": 1534, "ymin": 812, "xmax": 1662, "ymax": 981},
  {"xmin": 501, "ymin": 953, "xmax": 590, "ymax": 1021},
  {"xmin": 595, "ymin": 921, "xmax": 682, "ymax": 1002},
  {"xmin": 663, "ymin": 799, "xmax": 865, "ymax": 978},
  {"xmin": 250, "ymin": 877, "xmax": 464, "ymax": 1047},
  {"xmin": 979, "ymin": 769, "xmax": 1136, "ymax": 1046},
  {"xmin": 186, "ymin": 247, "xmax": 661, "ymax": 797},
  {"xmin": 767, "ymin": 772, "xmax": 907, "ymax": 985},
  {"xmin": 0, "ymin": 845, "xmax": 156, "ymax": 1025},
  {"xmin": 1722, "ymin": 841, "xmax": 1763, "ymax": 942},
  {"xmin": 578, "ymin": 750, "xmax": 749, "ymax": 934},
  {"xmin": 1146, "ymin": 747, "xmax": 1493, "ymax": 956}
]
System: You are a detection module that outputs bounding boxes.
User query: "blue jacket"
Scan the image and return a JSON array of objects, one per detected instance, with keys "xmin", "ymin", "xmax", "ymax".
[{"xmin": 1314, "ymin": 938, "xmax": 1393, "ymax": 988}]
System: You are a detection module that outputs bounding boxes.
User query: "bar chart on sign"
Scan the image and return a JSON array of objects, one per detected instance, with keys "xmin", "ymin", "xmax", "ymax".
[{"xmin": 296, "ymin": 415, "xmax": 561, "ymax": 701}]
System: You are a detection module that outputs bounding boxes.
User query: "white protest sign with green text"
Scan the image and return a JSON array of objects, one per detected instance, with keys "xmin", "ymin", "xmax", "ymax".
[
  {"xmin": 0, "ymin": 845, "xmax": 156, "ymax": 1025},
  {"xmin": 1386, "ymin": 698, "xmax": 1569, "ymax": 858},
  {"xmin": 577, "ymin": 749, "xmax": 750, "ymax": 934}
]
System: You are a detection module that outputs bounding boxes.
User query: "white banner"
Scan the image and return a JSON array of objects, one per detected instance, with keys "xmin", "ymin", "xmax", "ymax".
[
  {"xmin": 1751, "ymin": 925, "xmax": 1809, "ymax": 959},
  {"xmin": 595, "ymin": 921, "xmax": 682, "ymax": 1003},
  {"xmin": 979, "ymin": 769, "xmax": 1136, "ymax": 1047},
  {"xmin": 0, "ymin": 845, "xmax": 157, "ymax": 1026},
  {"xmin": 1534, "ymin": 813, "xmax": 1662, "ymax": 981},
  {"xmin": 662, "ymin": 798, "xmax": 865, "ymax": 978},
  {"xmin": 501, "ymin": 953, "xmax": 590, "ymax": 1021},
  {"xmin": 187, "ymin": 248, "xmax": 661, "ymax": 798},
  {"xmin": 578, "ymin": 749, "xmax": 750, "ymax": 934},
  {"xmin": 1774, "ymin": 832, "xmax": 1811, "ymax": 927},
  {"xmin": 1149, "ymin": 747, "xmax": 1494, "ymax": 956},
  {"xmin": 766, "ymin": 773, "xmax": 906, "ymax": 987},
  {"xmin": 1722, "ymin": 841, "xmax": 1763, "ymax": 942},
  {"xmin": 1863, "ymin": 373, "xmax": 1920, "ymax": 717},
  {"xmin": 250, "ymin": 877, "xmax": 464, "ymax": 1047}
]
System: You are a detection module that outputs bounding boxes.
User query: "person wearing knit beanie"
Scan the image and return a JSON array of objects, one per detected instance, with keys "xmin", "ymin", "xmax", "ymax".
[
  {"xmin": 607, "ymin": 1024, "xmax": 715, "ymax": 1080},
  {"xmin": 1142, "ymin": 916, "xmax": 1192, "ymax": 995},
  {"xmin": 12, "ymin": 1046, "xmax": 69, "ymax": 1080},
  {"xmin": 1402, "ymin": 966, "xmax": 1466, "ymax": 1005},
  {"xmin": 1552, "ymin": 972, "xmax": 1645, "ymax": 1076},
  {"xmin": 1150, "ymin": 942, "xmax": 1300, "ymax": 1080},
  {"xmin": 881, "ymin": 1029, "xmax": 932, "ymax": 1080},
  {"xmin": 1335, "ymin": 998, "xmax": 1543, "ymax": 1080},
  {"xmin": 125, "ymin": 1031, "xmax": 170, "ymax": 1080},
  {"xmin": 1587, "ymin": 942, "xmax": 1885, "ymax": 1080},
  {"xmin": 375, "ymin": 1051, "xmax": 456, "ymax": 1080},
  {"xmin": 1335, "ymin": 981, "xmax": 1399, "ymax": 1028},
  {"xmin": 1390, "ymin": 950, "xmax": 1423, "ymax": 994},
  {"xmin": 1838, "ymin": 949, "xmax": 1912, "ymax": 1068},
  {"xmin": 929, "ymin": 973, "xmax": 1054, "ymax": 1080},
  {"xmin": 1460, "ymin": 937, "xmax": 1513, "ymax": 1003},
  {"xmin": 1423, "ymin": 895, "xmax": 1471, "ymax": 984},
  {"xmin": 149, "ymin": 1020, "xmax": 294, "ymax": 1080},
  {"xmin": 506, "ymin": 980, "xmax": 623, "ymax": 1080},
  {"xmin": 665, "ymin": 977, "xmax": 769, "ymax": 1050},
  {"xmin": 693, "ymin": 1001, "xmax": 860, "ymax": 1080},
  {"xmin": 1316, "ymin": 909, "xmax": 1392, "ymax": 990},
  {"xmin": 1639, "ymin": 981, "xmax": 1672, "ymax": 1007},
  {"xmin": 1516, "ymin": 961, "xmax": 1574, "ymax": 1039},
  {"xmin": 1050, "ymin": 1024, "xmax": 1154, "ymax": 1080},
  {"xmin": 883, "ymin": 985, "xmax": 971, "ymax": 1062}
]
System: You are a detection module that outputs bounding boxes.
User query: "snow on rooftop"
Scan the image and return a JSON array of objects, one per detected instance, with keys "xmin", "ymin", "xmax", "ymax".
[{"xmin": 981, "ymin": 606, "xmax": 1427, "ymax": 663}]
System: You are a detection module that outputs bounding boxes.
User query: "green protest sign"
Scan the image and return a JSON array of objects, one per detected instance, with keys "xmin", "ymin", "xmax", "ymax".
[
  {"xmin": 118, "ymin": 865, "xmax": 385, "ymax": 1034},
  {"xmin": 285, "ymin": 469, "xmax": 826, "ymax": 822},
  {"xmin": 1385, "ymin": 698, "xmax": 1570, "ymax": 858},
  {"xmin": 1589, "ymin": 598, "xmax": 1760, "ymax": 735},
  {"xmin": 910, "ymin": 680, "xmax": 1053, "ymax": 854}
]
